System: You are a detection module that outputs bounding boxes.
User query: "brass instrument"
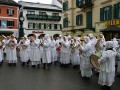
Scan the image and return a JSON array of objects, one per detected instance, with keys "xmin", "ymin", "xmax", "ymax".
[
  {"xmin": 20, "ymin": 37, "xmax": 28, "ymax": 50},
  {"xmin": 9, "ymin": 34, "xmax": 16, "ymax": 50},
  {"xmin": 70, "ymin": 39, "xmax": 80, "ymax": 53}
]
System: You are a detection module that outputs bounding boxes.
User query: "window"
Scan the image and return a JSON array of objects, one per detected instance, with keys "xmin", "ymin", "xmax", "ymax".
[
  {"xmin": 54, "ymin": 24, "xmax": 57, "ymax": 29},
  {"xmin": 63, "ymin": 1, "xmax": 68, "ymax": 11},
  {"xmin": 46, "ymin": 24, "xmax": 51, "ymax": 29},
  {"xmin": 28, "ymin": 22, "xmax": 33, "ymax": 29},
  {"xmin": 114, "ymin": 3, "xmax": 120, "ymax": 19},
  {"xmin": 7, "ymin": 21, "xmax": 14, "ymax": 27},
  {"xmin": 86, "ymin": 11, "xmax": 92, "ymax": 28},
  {"xmin": 7, "ymin": 9, "xmax": 14, "ymax": 16},
  {"xmin": 76, "ymin": 14, "xmax": 83, "ymax": 26},
  {"xmin": 39, "ymin": 12, "xmax": 46, "ymax": 15},
  {"xmin": 41, "ymin": 23, "xmax": 44, "ymax": 29},
  {"xmin": 100, "ymin": 6, "xmax": 112, "ymax": 21},
  {"xmin": 63, "ymin": 17, "xmax": 68, "ymax": 27},
  {"xmin": 34, "ymin": 23, "xmax": 39, "ymax": 29},
  {"xmin": 57, "ymin": 24, "xmax": 61, "ymax": 30},
  {"xmin": 27, "ymin": 11, "xmax": 35, "ymax": 14},
  {"xmin": 52, "ymin": 13, "xmax": 59, "ymax": 16},
  {"xmin": 51, "ymin": 24, "xmax": 54, "ymax": 29}
]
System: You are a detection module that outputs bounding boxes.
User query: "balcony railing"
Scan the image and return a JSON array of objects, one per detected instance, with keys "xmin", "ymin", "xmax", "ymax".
[
  {"xmin": 26, "ymin": 14, "xmax": 61, "ymax": 21},
  {"xmin": 78, "ymin": 0, "xmax": 93, "ymax": 9}
]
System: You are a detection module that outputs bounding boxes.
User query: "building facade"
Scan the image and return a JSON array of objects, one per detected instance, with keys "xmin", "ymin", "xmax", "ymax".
[
  {"xmin": 18, "ymin": 1, "xmax": 62, "ymax": 37},
  {"xmin": 0, "ymin": 0, "xmax": 19, "ymax": 37},
  {"xmin": 62, "ymin": 0, "xmax": 120, "ymax": 40}
]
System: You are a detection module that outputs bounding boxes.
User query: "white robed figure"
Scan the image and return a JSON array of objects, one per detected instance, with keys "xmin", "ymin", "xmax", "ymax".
[
  {"xmin": 42, "ymin": 34, "xmax": 51, "ymax": 68},
  {"xmin": 60, "ymin": 36, "xmax": 70, "ymax": 65},
  {"xmin": 98, "ymin": 41, "xmax": 117, "ymax": 89},
  {"xmin": 19, "ymin": 37, "xmax": 30, "ymax": 66},
  {"xmin": 30, "ymin": 35, "xmax": 40, "ymax": 67},
  {"xmin": 0, "ymin": 42, "xmax": 3, "ymax": 65},
  {"xmin": 50, "ymin": 36, "xmax": 57, "ymax": 64},
  {"xmin": 70, "ymin": 38, "xmax": 80, "ymax": 67},
  {"xmin": 79, "ymin": 36, "xmax": 93, "ymax": 78},
  {"xmin": 6, "ymin": 35, "xmax": 17, "ymax": 66}
]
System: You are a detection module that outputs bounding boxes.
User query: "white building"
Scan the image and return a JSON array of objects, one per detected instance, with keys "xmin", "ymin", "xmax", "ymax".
[{"xmin": 18, "ymin": 1, "xmax": 62, "ymax": 37}]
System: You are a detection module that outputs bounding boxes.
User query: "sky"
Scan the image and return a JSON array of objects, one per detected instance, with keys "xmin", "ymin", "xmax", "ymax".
[{"xmin": 14, "ymin": 0, "xmax": 52, "ymax": 4}]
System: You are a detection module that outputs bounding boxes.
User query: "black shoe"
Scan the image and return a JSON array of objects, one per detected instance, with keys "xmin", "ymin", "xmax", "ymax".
[
  {"xmin": 37, "ymin": 64, "xmax": 40, "ymax": 68},
  {"xmin": 21, "ymin": 62, "xmax": 25, "ymax": 66},
  {"xmin": 13, "ymin": 63, "xmax": 16, "ymax": 66},
  {"xmin": 43, "ymin": 63, "xmax": 46, "ymax": 68},
  {"xmin": 31, "ymin": 65, "xmax": 36, "ymax": 68},
  {"xmin": 8, "ymin": 63, "xmax": 12, "ymax": 66}
]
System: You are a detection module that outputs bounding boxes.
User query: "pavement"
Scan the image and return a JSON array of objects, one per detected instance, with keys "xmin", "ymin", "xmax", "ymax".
[{"xmin": 0, "ymin": 62, "xmax": 120, "ymax": 90}]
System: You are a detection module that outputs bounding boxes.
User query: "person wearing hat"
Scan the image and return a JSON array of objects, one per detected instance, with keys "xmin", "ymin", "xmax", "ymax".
[
  {"xmin": 42, "ymin": 34, "xmax": 51, "ymax": 68},
  {"xmin": 5, "ymin": 34, "xmax": 17, "ymax": 66},
  {"xmin": 79, "ymin": 36, "xmax": 93, "ymax": 79},
  {"xmin": 60, "ymin": 36, "xmax": 70, "ymax": 67},
  {"xmin": 30, "ymin": 34, "xmax": 40, "ymax": 68},
  {"xmin": 98, "ymin": 41, "xmax": 117, "ymax": 90},
  {"xmin": 18, "ymin": 36, "xmax": 30, "ymax": 66}
]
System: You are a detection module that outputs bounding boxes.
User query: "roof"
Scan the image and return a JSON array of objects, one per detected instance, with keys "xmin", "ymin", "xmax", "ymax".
[
  {"xmin": 0, "ymin": 0, "xmax": 20, "ymax": 7},
  {"xmin": 100, "ymin": 25, "xmax": 120, "ymax": 32},
  {"xmin": 18, "ymin": 1, "xmax": 62, "ymax": 12}
]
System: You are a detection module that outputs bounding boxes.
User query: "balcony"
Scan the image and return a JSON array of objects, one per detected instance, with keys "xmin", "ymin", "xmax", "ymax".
[
  {"xmin": 26, "ymin": 14, "xmax": 61, "ymax": 21},
  {"xmin": 78, "ymin": 0, "xmax": 93, "ymax": 9}
]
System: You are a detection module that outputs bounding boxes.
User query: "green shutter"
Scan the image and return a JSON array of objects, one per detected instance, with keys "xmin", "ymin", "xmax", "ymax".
[
  {"xmin": 76, "ymin": 15, "xmax": 79, "ymax": 25},
  {"xmin": 39, "ymin": 23, "xmax": 41, "ymax": 29},
  {"xmin": 33, "ymin": 23, "xmax": 35, "ymax": 29},
  {"xmin": 63, "ymin": 3, "xmax": 65, "ymax": 11},
  {"xmin": 76, "ymin": 0, "xmax": 79, "ymax": 7},
  {"xmin": 108, "ymin": 5, "xmax": 112, "ymax": 20},
  {"xmin": 100, "ymin": 8, "xmax": 104, "ymax": 21},
  {"xmin": 28, "ymin": 23, "xmax": 30, "ymax": 28},
  {"xmin": 114, "ymin": 3, "xmax": 119, "ymax": 19},
  {"xmin": 44, "ymin": 23, "xmax": 46, "ymax": 29},
  {"xmin": 66, "ymin": 1, "xmax": 68, "ymax": 10},
  {"xmin": 49, "ymin": 24, "xmax": 51, "ymax": 29},
  {"xmin": 80, "ymin": 15, "xmax": 83, "ymax": 25},
  {"xmin": 86, "ymin": 11, "xmax": 92, "ymax": 29}
]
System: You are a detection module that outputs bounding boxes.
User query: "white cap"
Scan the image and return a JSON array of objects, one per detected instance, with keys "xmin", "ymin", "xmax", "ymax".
[{"xmin": 106, "ymin": 41, "xmax": 113, "ymax": 49}]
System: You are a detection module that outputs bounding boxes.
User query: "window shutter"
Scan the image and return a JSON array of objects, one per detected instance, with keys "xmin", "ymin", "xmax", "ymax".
[
  {"xmin": 7, "ymin": 9, "xmax": 9, "ymax": 14},
  {"xmin": 13, "ymin": 21, "xmax": 14, "ymax": 26},
  {"xmin": 28, "ymin": 23, "xmax": 30, "ymax": 28},
  {"xmin": 33, "ymin": 23, "xmax": 35, "ymax": 29},
  {"xmin": 76, "ymin": 0, "xmax": 79, "ymax": 7},
  {"xmin": 44, "ymin": 23, "xmax": 46, "ymax": 29},
  {"xmin": 63, "ymin": 3, "xmax": 65, "ymax": 11},
  {"xmin": 108, "ymin": 5, "xmax": 112, "ymax": 20},
  {"xmin": 80, "ymin": 15, "xmax": 83, "ymax": 25},
  {"xmin": 114, "ymin": 3, "xmax": 119, "ymax": 19},
  {"xmin": 13, "ymin": 10, "xmax": 14, "ymax": 15},
  {"xmin": 7, "ymin": 21, "xmax": 9, "ymax": 26},
  {"xmin": 60, "ymin": 24, "xmax": 62, "ymax": 29},
  {"xmin": 49, "ymin": 24, "xmax": 51, "ymax": 29},
  {"xmin": 76, "ymin": 15, "xmax": 79, "ymax": 25},
  {"xmin": 39, "ymin": 23, "xmax": 41, "ymax": 29},
  {"xmin": 100, "ymin": 8, "xmax": 104, "ymax": 21}
]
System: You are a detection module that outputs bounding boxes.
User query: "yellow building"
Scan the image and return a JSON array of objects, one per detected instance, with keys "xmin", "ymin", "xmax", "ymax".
[{"xmin": 62, "ymin": 0, "xmax": 120, "ymax": 40}]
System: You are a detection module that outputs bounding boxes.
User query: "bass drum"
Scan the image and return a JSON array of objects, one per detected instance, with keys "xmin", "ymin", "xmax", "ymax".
[{"xmin": 90, "ymin": 51, "xmax": 102, "ymax": 70}]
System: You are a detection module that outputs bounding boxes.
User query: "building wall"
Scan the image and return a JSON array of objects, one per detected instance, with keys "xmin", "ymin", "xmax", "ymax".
[
  {"xmin": 23, "ymin": 9, "xmax": 62, "ymax": 36},
  {"xmin": 62, "ymin": 0, "xmax": 120, "ymax": 37},
  {"xmin": 0, "ymin": 4, "xmax": 19, "ymax": 37}
]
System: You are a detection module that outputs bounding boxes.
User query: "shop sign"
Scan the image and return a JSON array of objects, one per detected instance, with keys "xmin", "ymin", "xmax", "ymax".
[
  {"xmin": 105, "ymin": 19, "xmax": 120, "ymax": 26},
  {"xmin": 32, "ymin": 31, "xmax": 44, "ymax": 34}
]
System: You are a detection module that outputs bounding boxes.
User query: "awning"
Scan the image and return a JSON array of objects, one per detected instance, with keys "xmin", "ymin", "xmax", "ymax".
[
  {"xmin": 0, "ymin": 31, "xmax": 14, "ymax": 34},
  {"xmin": 100, "ymin": 25, "xmax": 120, "ymax": 32}
]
